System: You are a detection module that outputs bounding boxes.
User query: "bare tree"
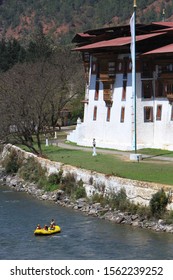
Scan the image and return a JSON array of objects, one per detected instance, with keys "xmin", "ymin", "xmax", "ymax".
[{"xmin": 0, "ymin": 48, "xmax": 84, "ymax": 154}]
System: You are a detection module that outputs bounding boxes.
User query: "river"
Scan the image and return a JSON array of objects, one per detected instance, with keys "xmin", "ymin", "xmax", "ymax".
[{"xmin": 1, "ymin": 184, "xmax": 173, "ymax": 260}]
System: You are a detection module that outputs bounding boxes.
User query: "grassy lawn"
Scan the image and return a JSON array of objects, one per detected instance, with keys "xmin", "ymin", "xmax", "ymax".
[{"xmin": 41, "ymin": 145, "xmax": 173, "ymax": 186}]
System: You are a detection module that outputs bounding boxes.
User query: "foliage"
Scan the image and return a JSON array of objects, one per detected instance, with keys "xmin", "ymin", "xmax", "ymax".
[
  {"xmin": 2, "ymin": 149, "xmax": 22, "ymax": 174},
  {"xmin": 48, "ymin": 170, "xmax": 63, "ymax": 185},
  {"xmin": 60, "ymin": 172, "xmax": 86, "ymax": 199},
  {"xmin": 18, "ymin": 157, "xmax": 47, "ymax": 188},
  {"xmin": 149, "ymin": 189, "xmax": 169, "ymax": 218},
  {"xmin": 90, "ymin": 188, "xmax": 152, "ymax": 218},
  {"xmin": 0, "ymin": 38, "xmax": 26, "ymax": 72},
  {"xmin": 109, "ymin": 189, "xmax": 131, "ymax": 211},
  {"xmin": 0, "ymin": 43, "xmax": 84, "ymax": 155},
  {"xmin": 164, "ymin": 210, "xmax": 173, "ymax": 225},
  {"xmin": 0, "ymin": 1, "xmax": 171, "ymax": 44}
]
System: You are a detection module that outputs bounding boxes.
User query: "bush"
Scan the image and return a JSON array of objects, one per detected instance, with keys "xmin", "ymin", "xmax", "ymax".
[
  {"xmin": 91, "ymin": 193, "xmax": 108, "ymax": 206},
  {"xmin": 18, "ymin": 157, "xmax": 47, "ymax": 188},
  {"xmin": 48, "ymin": 170, "xmax": 63, "ymax": 185},
  {"xmin": 60, "ymin": 172, "xmax": 77, "ymax": 196},
  {"xmin": 2, "ymin": 149, "xmax": 22, "ymax": 174},
  {"xmin": 149, "ymin": 189, "xmax": 169, "ymax": 218},
  {"xmin": 164, "ymin": 210, "xmax": 173, "ymax": 225},
  {"xmin": 109, "ymin": 188, "xmax": 130, "ymax": 211},
  {"xmin": 75, "ymin": 185, "xmax": 86, "ymax": 199}
]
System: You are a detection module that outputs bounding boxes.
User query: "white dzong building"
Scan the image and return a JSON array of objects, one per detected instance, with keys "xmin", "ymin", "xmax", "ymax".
[{"xmin": 67, "ymin": 22, "xmax": 173, "ymax": 151}]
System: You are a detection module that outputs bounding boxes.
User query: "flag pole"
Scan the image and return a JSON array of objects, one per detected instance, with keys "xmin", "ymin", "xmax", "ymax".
[{"xmin": 133, "ymin": 0, "xmax": 137, "ymax": 153}]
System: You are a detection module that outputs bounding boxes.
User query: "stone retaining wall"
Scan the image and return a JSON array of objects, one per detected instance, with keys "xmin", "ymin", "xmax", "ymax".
[{"xmin": 1, "ymin": 144, "xmax": 173, "ymax": 210}]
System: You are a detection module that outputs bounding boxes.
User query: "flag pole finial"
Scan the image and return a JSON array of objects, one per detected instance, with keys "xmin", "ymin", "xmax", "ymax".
[{"xmin": 134, "ymin": 0, "xmax": 137, "ymax": 8}]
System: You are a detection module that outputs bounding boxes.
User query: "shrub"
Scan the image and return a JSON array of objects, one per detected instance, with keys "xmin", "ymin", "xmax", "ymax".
[
  {"xmin": 2, "ymin": 149, "xmax": 22, "ymax": 174},
  {"xmin": 135, "ymin": 204, "xmax": 152, "ymax": 219},
  {"xmin": 164, "ymin": 210, "xmax": 173, "ymax": 224},
  {"xmin": 91, "ymin": 193, "xmax": 108, "ymax": 206},
  {"xmin": 149, "ymin": 189, "xmax": 169, "ymax": 218},
  {"xmin": 60, "ymin": 172, "xmax": 76, "ymax": 196},
  {"xmin": 74, "ymin": 185, "xmax": 86, "ymax": 199},
  {"xmin": 109, "ymin": 188, "xmax": 130, "ymax": 211},
  {"xmin": 18, "ymin": 157, "xmax": 47, "ymax": 188},
  {"xmin": 48, "ymin": 170, "xmax": 63, "ymax": 185}
]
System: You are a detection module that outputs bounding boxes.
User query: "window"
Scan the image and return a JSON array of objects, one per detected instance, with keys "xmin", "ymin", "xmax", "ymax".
[
  {"xmin": 106, "ymin": 107, "xmax": 111, "ymax": 122},
  {"xmin": 156, "ymin": 105, "xmax": 162, "ymax": 121},
  {"xmin": 155, "ymin": 80, "xmax": 165, "ymax": 97},
  {"xmin": 142, "ymin": 80, "xmax": 153, "ymax": 99},
  {"xmin": 122, "ymin": 80, "xmax": 127, "ymax": 100},
  {"xmin": 141, "ymin": 60, "xmax": 153, "ymax": 78},
  {"xmin": 123, "ymin": 57, "xmax": 128, "ymax": 79},
  {"xmin": 108, "ymin": 62, "xmax": 115, "ymax": 78},
  {"xmin": 120, "ymin": 107, "xmax": 125, "ymax": 122},
  {"xmin": 171, "ymin": 105, "xmax": 173, "ymax": 121},
  {"xmin": 164, "ymin": 80, "xmax": 173, "ymax": 95},
  {"xmin": 144, "ymin": 106, "xmax": 153, "ymax": 122},
  {"xmin": 94, "ymin": 80, "xmax": 99, "ymax": 100},
  {"xmin": 93, "ymin": 106, "xmax": 97, "ymax": 121}
]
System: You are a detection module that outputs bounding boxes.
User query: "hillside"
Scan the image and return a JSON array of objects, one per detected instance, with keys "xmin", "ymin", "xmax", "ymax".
[{"xmin": 0, "ymin": 0, "xmax": 173, "ymax": 44}]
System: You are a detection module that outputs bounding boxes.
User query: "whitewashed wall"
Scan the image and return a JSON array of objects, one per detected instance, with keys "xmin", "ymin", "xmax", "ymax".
[{"xmin": 68, "ymin": 55, "xmax": 173, "ymax": 151}]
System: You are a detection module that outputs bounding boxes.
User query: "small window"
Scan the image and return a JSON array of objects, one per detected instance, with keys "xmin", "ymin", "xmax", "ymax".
[
  {"xmin": 171, "ymin": 105, "xmax": 173, "ymax": 121},
  {"xmin": 94, "ymin": 80, "xmax": 99, "ymax": 100},
  {"xmin": 120, "ymin": 107, "xmax": 125, "ymax": 123},
  {"xmin": 155, "ymin": 80, "xmax": 165, "ymax": 97},
  {"xmin": 123, "ymin": 57, "xmax": 128, "ymax": 79},
  {"xmin": 144, "ymin": 106, "xmax": 153, "ymax": 122},
  {"xmin": 164, "ymin": 80, "xmax": 173, "ymax": 95},
  {"xmin": 142, "ymin": 80, "xmax": 153, "ymax": 99},
  {"xmin": 141, "ymin": 60, "xmax": 153, "ymax": 78},
  {"xmin": 93, "ymin": 106, "xmax": 97, "ymax": 121},
  {"xmin": 106, "ymin": 107, "xmax": 111, "ymax": 122},
  {"xmin": 156, "ymin": 105, "xmax": 162, "ymax": 121},
  {"xmin": 122, "ymin": 80, "xmax": 127, "ymax": 100}
]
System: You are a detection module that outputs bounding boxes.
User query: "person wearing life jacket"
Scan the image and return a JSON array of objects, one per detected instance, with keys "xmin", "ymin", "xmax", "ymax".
[
  {"xmin": 44, "ymin": 225, "xmax": 48, "ymax": 230},
  {"xmin": 50, "ymin": 219, "xmax": 56, "ymax": 226},
  {"xmin": 36, "ymin": 224, "xmax": 41, "ymax": 229}
]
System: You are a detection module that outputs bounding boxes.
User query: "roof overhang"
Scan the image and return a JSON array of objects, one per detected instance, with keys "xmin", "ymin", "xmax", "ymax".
[
  {"xmin": 73, "ymin": 32, "xmax": 166, "ymax": 51},
  {"xmin": 142, "ymin": 43, "xmax": 173, "ymax": 56}
]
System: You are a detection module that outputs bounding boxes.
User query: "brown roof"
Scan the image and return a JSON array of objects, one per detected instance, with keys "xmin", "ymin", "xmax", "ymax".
[
  {"xmin": 142, "ymin": 43, "xmax": 173, "ymax": 55},
  {"xmin": 73, "ymin": 32, "xmax": 166, "ymax": 51}
]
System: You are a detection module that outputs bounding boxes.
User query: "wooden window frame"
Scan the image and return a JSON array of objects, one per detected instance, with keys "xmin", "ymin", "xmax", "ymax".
[
  {"xmin": 141, "ymin": 60, "xmax": 153, "ymax": 78},
  {"xmin": 142, "ymin": 80, "xmax": 153, "ymax": 99},
  {"xmin": 106, "ymin": 107, "xmax": 111, "ymax": 122},
  {"xmin": 93, "ymin": 106, "xmax": 97, "ymax": 121},
  {"xmin": 122, "ymin": 80, "xmax": 127, "ymax": 100},
  {"xmin": 94, "ymin": 80, "xmax": 99, "ymax": 100},
  {"xmin": 156, "ymin": 105, "xmax": 162, "ymax": 121},
  {"xmin": 144, "ymin": 106, "xmax": 153, "ymax": 122},
  {"xmin": 120, "ymin": 107, "xmax": 125, "ymax": 123},
  {"xmin": 123, "ymin": 57, "xmax": 128, "ymax": 80},
  {"xmin": 171, "ymin": 105, "xmax": 173, "ymax": 121}
]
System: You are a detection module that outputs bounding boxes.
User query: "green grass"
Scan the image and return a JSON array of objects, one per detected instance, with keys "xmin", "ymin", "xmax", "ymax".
[
  {"xmin": 41, "ymin": 145, "xmax": 173, "ymax": 186},
  {"xmin": 137, "ymin": 148, "xmax": 173, "ymax": 157}
]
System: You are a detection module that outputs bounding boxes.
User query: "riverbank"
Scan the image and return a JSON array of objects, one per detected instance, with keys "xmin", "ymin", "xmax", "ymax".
[{"xmin": 1, "ymin": 168, "xmax": 173, "ymax": 234}]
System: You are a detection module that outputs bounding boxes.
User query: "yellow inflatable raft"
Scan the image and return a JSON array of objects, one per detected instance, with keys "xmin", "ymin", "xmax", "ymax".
[{"xmin": 34, "ymin": 225, "xmax": 61, "ymax": 236}]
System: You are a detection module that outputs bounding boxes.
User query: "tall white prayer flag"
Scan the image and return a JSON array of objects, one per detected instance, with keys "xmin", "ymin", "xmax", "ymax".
[
  {"xmin": 130, "ymin": 10, "xmax": 137, "ymax": 151},
  {"xmin": 130, "ymin": 12, "xmax": 135, "ymax": 67}
]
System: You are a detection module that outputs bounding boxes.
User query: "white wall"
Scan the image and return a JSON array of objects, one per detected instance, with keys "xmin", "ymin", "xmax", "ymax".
[{"xmin": 68, "ymin": 55, "xmax": 173, "ymax": 151}]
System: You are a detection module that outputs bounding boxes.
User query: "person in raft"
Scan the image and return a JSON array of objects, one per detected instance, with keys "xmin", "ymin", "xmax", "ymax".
[
  {"xmin": 44, "ymin": 225, "xmax": 48, "ymax": 230},
  {"xmin": 50, "ymin": 219, "xmax": 56, "ymax": 229},
  {"xmin": 36, "ymin": 224, "xmax": 41, "ymax": 229}
]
